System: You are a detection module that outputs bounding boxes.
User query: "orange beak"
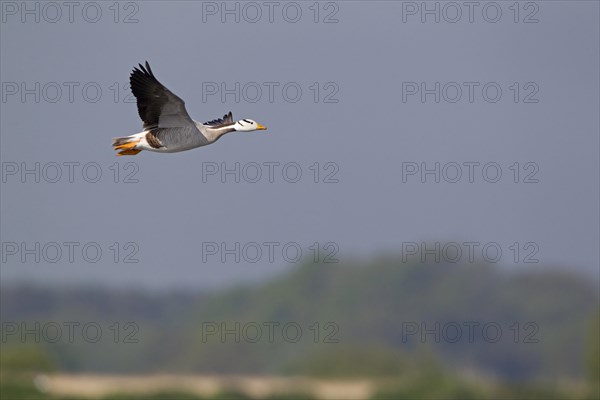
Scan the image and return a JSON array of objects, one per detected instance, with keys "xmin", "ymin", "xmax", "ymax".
[{"xmin": 256, "ymin": 123, "xmax": 267, "ymax": 131}]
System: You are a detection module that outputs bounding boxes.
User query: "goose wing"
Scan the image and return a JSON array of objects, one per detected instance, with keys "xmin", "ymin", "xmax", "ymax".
[
  {"xmin": 130, "ymin": 61, "xmax": 194, "ymax": 130},
  {"xmin": 130, "ymin": 61, "xmax": 208, "ymax": 147}
]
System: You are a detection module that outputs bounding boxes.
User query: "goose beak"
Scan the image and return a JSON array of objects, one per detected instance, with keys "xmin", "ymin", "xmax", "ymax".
[{"xmin": 256, "ymin": 123, "xmax": 267, "ymax": 131}]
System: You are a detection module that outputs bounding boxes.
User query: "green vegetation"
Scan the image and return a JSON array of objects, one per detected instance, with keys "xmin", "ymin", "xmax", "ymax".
[
  {"xmin": 1, "ymin": 345, "xmax": 56, "ymax": 373},
  {"xmin": 283, "ymin": 345, "xmax": 407, "ymax": 377},
  {"xmin": 588, "ymin": 310, "xmax": 600, "ymax": 398},
  {"xmin": 1, "ymin": 257, "xmax": 598, "ymax": 398}
]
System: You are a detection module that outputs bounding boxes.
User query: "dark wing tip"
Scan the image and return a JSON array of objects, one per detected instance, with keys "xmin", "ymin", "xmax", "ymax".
[
  {"xmin": 204, "ymin": 111, "xmax": 235, "ymax": 127},
  {"xmin": 132, "ymin": 61, "xmax": 154, "ymax": 78},
  {"xmin": 144, "ymin": 61, "xmax": 153, "ymax": 76},
  {"xmin": 130, "ymin": 62, "xmax": 161, "ymax": 93}
]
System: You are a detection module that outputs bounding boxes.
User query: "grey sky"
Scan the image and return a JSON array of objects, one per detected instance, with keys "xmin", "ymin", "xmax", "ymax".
[{"xmin": 1, "ymin": 1, "xmax": 598, "ymax": 291}]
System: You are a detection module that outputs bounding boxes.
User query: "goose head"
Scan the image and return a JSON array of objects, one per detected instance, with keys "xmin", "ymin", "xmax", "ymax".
[{"xmin": 233, "ymin": 119, "xmax": 267, "ymax": 132}]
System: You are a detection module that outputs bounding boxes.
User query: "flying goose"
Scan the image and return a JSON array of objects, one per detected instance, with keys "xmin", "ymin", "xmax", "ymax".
[{"xmin": 112, "ymin": 62, "xmax": 267, "ymax": 156}]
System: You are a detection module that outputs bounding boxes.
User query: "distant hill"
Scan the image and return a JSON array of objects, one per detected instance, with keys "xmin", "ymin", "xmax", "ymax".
[{"xmin": 1, "ymin": 258, "xmax": 598, "ymax": 382}]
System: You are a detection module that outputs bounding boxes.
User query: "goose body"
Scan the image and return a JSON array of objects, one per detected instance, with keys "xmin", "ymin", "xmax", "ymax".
[{"xmin": 112, "ymin": 62, "xmax": 266, "ymax": 156}]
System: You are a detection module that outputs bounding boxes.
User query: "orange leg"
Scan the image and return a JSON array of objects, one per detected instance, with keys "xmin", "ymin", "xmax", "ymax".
[{"xmin": 117, "ymin": 149, "xmax": 142, "ymax": 156}]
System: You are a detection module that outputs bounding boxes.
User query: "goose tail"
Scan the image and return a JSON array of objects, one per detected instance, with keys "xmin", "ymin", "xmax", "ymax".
[{"xmin": 112, "ymin": 135, "xmax": 143, "ymax": 156}]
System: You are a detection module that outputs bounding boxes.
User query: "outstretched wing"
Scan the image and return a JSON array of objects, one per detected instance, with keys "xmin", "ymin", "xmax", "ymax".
[
  {"xmin": 130, "ymin": 61, "xmax": 195, "ymax": 130},
  {"xmin": 204, "ymin": 111, "xmax": 234, "ymax": 128}
]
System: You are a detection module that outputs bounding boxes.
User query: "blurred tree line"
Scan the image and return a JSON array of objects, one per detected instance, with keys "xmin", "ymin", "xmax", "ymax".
[{"xmin": 1, "ymin": 257, "xmax": 599, "ymax": 398}]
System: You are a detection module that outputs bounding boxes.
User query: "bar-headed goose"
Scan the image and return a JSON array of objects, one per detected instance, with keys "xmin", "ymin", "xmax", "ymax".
[{"xmin": 113, "ymin": 62, "xmax": 267, "ymax": 156}]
